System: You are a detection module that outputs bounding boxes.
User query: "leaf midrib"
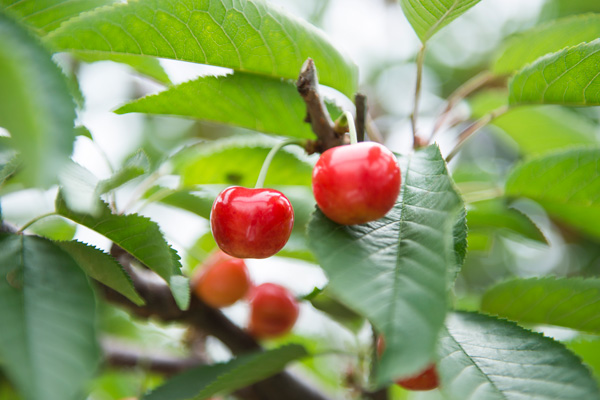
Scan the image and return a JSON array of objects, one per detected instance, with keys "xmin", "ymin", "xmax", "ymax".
[{"xmin": 445, "ymin": 327, "xmax": 505, "ymax": 399}]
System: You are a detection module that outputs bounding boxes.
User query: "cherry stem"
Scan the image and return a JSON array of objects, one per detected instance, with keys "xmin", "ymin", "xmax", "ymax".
[
  {"xmin": 255, "ymin": 139, "xmax": 306, "ymax": 189},
  {"xmin": 17, "ymin": 212, "xmax": 58, "ymax": 234},
  {"xmin": 344, "ymin": 111, "xmax": 358, "ymax": 145}
]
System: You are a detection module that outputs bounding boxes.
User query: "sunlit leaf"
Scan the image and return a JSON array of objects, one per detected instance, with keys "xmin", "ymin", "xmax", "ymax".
[
  {"xmin": 0, "ymin": 14, "xmax": 76, "ymax": 187},
  {"xmin": 308, "ymin": 145, "xmax": 463, "ymax": 384},
  {"xmin": 0, "ymin": 234, "xmax": 98, "ymax": 400},
  {"xmin": 174, "ymin": 137, "xmax": 313, "ymax": 187},
  {"xmin": 494, "ymin": 14, "xmax": 600, "ymax": 75},
  {"xmin": 505, "ymin": 147, "xmax": 600, "ymax": 239},
  {"xmin": 116, "ymin": 72, "xmax": 334, "ymax": 139},
  {"xmin": 470, "ymin": 90, "xmax": 599, "ymax": 155},
  {"xmin": 0, "ymin": 0, "xmax": 113, "ymax": 34},
  {"xmin": 45, "ymin": 0, "xmax": 358, "ymax": 97},
  {"xmin": 75, "ymin": 52, "xmax": 171, "ymax": 85},
  {"xmin": 56, "ymin": 240, "xmax": 145, "ymax": 306},
  {"xmin": 509, "ymin": 40, "xmax": 600, "ymax": 106},
  {"xmin": 399, "ymin": 0, "xmax": 481, "ymax": 42},
  {"xmin": 28, "ymin": 216, "xmax": 77, "ymax": 241},
  {"xmin": 567, "ymin": 338, "xmax": 600, "ymax": 381},
  {"xmin": 439, "ymin": 312, "xmax": 600, "ymax": 400},
  {"xmin": 144, "ymin": 344, "xmax": 307, "ymax": 400},
  {"xmin": 482, "ymin": 277, "xmax": 600, "ymax": 334}
]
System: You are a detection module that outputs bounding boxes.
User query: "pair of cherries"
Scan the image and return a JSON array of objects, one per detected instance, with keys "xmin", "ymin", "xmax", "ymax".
[
  {"xmin": 210, "ymin": 141, "xmax": 401, "ymax": 259},
  {"xmin": 192, "ymin": 250, "xmax": 299, "ymax": 339}
]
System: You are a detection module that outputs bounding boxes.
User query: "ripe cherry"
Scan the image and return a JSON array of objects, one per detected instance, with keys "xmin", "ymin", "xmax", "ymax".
[
  {"xmin": 192, "ymin": 250, "xmax": 251, "ymax": 308},
  {"xmin": 248, "ymin": 283, "xmax": 299, "ymax": 339},
  {"xmin": 312, "ymin": 142, "xmax": 401, "ymax": 225},
  {"xmin": 377, "ymin": 336, "xmax": 439, "ymax": 391},
  {"xmin": 210, "ymin": 186, "xmax": 294, "ymax": 259}
]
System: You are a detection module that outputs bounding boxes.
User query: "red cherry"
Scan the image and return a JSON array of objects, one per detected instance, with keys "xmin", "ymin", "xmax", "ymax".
[
  {"xmin": 248, "ymin": 283, "xmax": 299, "ymax": 339},
  {"xmin": 377, "ymin": 336, "xmax": 439, "ymax": 391},
  {"xmin": 395, "ymin": 364, "xmax": 439, "ymax": 391},
  {"xmin": 210, "ymin": 186, "xmax": 294, "ymax": 259},
  {"xmin": 192, "ymin": 250, "xmax": 251, "ymax": 308},
  {"xmin": 312, "ymin": 142, "xmax": 401, "ymax": 225}
]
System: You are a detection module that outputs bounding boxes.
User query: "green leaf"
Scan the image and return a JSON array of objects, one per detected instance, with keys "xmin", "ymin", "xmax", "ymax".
[
  {"xmin": 481, "ymin": 277, "xmax": 600, "ymax": 334},
  {"xmin": 470, "ymin": 91, "xmax": 599, "ymax": 155},
  {"xmin": 97, "ymin": 150, "xmax": 150, "ymax": 194},
  {"xmin": 509, "ymin": 39, "xmax": 600, "ymax": 106},
  {"xmin": 75, "ymin": 52, "xmax": 171, "ymax": 85},
  {"xmin": 467, "ymin": 199, "xmax": 547, "ymax": 243},
  {"xmin": 58, "ymin": 161, "xmax": 103, "ymax": 216},
  {"xmin": 399, "ymin": 0, "xmax": 482, "ymax": 43},
  {"xmin": 309, "ymin": 289, "xmax": 364, "ymax": 333},
  {"xmin": 0, "ymin": 14, "xmax": 76, "ymax": 187},
  {"xmin": 308, "ymin": 145, "xmax": 462, "ymax": 384},
  {"xmin": 146, "ymin": 186, "xmax": 215, "ymax": 220},
  {"xmin": 505, "ymin": 147, "xmax": 600, "ymax": 239},
  {"xmin": 0, "ymin": 234, "xmax": 99, "ymax": 400},
  {"xmin": 567, "ymin": 338, "xmax": 600, "ymax": 381},
  {"xmin": 55, "ymin": 240, "xmax": 145, "ymax": 306},
  {"xmin": 116, "ymin": 72, "xmax": 326, "ymax": 139},
  {"xmin": 0, "ymin": 0, "xmax": 113, "ymax": 34},
  {"xmin": 144, "ymin": 344, "xmax": 308, "ymax": 400},
  {"xmin": 29, "ymin": 216, "xmax": 77, "ymax": 241},
  {"xmin": 55, "ymin": 194, "xmax": 188, "ymax": 309},
  {"xmin": 45, "ymin": 0, "xmax": 358, "ymax": 97},
  {"xmin": 493, "ymin": 14, "xmax": 600, "ymax": 75},
  {"xmin": 439, "ymin": 312, "xmax": 600, "ymax": 400},
  {"xmin": 175, "ymin": 137, "xmax": 313, "ymax": 187}
]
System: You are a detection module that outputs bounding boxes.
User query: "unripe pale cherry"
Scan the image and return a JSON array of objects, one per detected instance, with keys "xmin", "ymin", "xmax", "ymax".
[
  {"xmin": 248, "ymin": 283, "xmax": 299, "ymax": 339},
  {"xmin": 312, "ymin": 142, "xmax": 401, "ymax": 225},
  {"xmin": 192, "ymin": 251, "xmax": 251, "ymax": 308},
  {"xmin": 210, "ymin": 186, "xmax": 294, "ymax": 259},
  {"xmin": 377, "ymin": 336, "xmax": 439, "ymax": 391}
]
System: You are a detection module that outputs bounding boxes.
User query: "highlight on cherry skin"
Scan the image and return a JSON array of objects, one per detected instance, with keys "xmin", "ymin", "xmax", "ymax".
[
  {"xmin": 248, "ymin": 283, "xmax": 300, "ymax": 339},
  {"xmin": 312, "ymin": 142, "xmax": 401, "ymax": 225},
  {"xmin": 377, "ymin": 336, "xmax": 440, "ymax": 391},
  {"xmin": 191, "ymin": 250, "xmax": 251, "ymax": 308},
  {"xmin": 210, "ymin": 186, "xmax": 294, "ymax": 259}
]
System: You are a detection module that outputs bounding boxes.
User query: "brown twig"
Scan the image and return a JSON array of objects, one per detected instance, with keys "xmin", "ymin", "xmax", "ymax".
[
  {"xmin": 366, "ymin": 114, "xmax": 384, "ymax": 144},
  {"xmin": 445, "ymin": 105, "xmax": 509, "ymax": 162},
  {"xmin": 355, "ymin": 93, "xmax": 367, "ymax": 142},
  {"xmin": 103, "ymin": 245, "xmax": 333, "ymax": 400},
  {"xmin": 297, "ymin": 58, "xmax": 344, "ymax": 153},
  {"xmin": 429, "ymin": 71, "xmax": 496, "ymax": 143},
  {"xmin": 102, "ymin": 339, "xmax": 205, "ymax": 376}
]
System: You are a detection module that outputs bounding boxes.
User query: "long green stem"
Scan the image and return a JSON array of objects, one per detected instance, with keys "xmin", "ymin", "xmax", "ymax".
[
  {"xmin": 255, "ymin": 139, "xmax": 306, "ymax": 189},
  {"xmin": 344, "ymin": 111, "xmax": 358, "ymax": 145},
  {"xmin": 446, "ymin": 105, "xmax": 509, "ymax": 162},
  {"xmin": 17, "ymin": 212, "xmax": 58, "ymax": 233},
  {"xmin": 429, "ymin": 71, "xmax": 495, "ymax": 143},
  {"xmin": 411, "ymin": 44, "xmax": 427, "ymax": 148}
]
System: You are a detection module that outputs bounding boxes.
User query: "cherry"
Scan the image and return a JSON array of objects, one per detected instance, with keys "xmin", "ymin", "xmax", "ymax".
[
  {"xmin": 312, "ymin": 142, "xmax": 401, "ymax": 225},
  {"xmin": 248, "ymin": 283, "xmax": 299, "ymax": 339},
  {"xmin": 395, "ymin": 364, "xmax": 439, "ymax": 391},
  {"xmin": 210, "ymin": 186, "xmax": 294, "ymax": 259},
  {"xmin": 192, "ymin": 250, "xmax": 251, "ymax": 308},
  {"xmin": 377, "ymin": 336, "xmax": 439, "ymax": 391}
]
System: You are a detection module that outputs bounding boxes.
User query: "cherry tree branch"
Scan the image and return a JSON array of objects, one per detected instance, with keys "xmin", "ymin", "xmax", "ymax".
[
  {"xmin": 297, "ymin": 58, "xmax": 344, "ymax": 153},
  {"xmin": 102, "ymin": 245, "xmax": 333, "ymax": 400},
  {"xmin": 355, "ymin": 93, "xmax": 367, "ymax": 142}
]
